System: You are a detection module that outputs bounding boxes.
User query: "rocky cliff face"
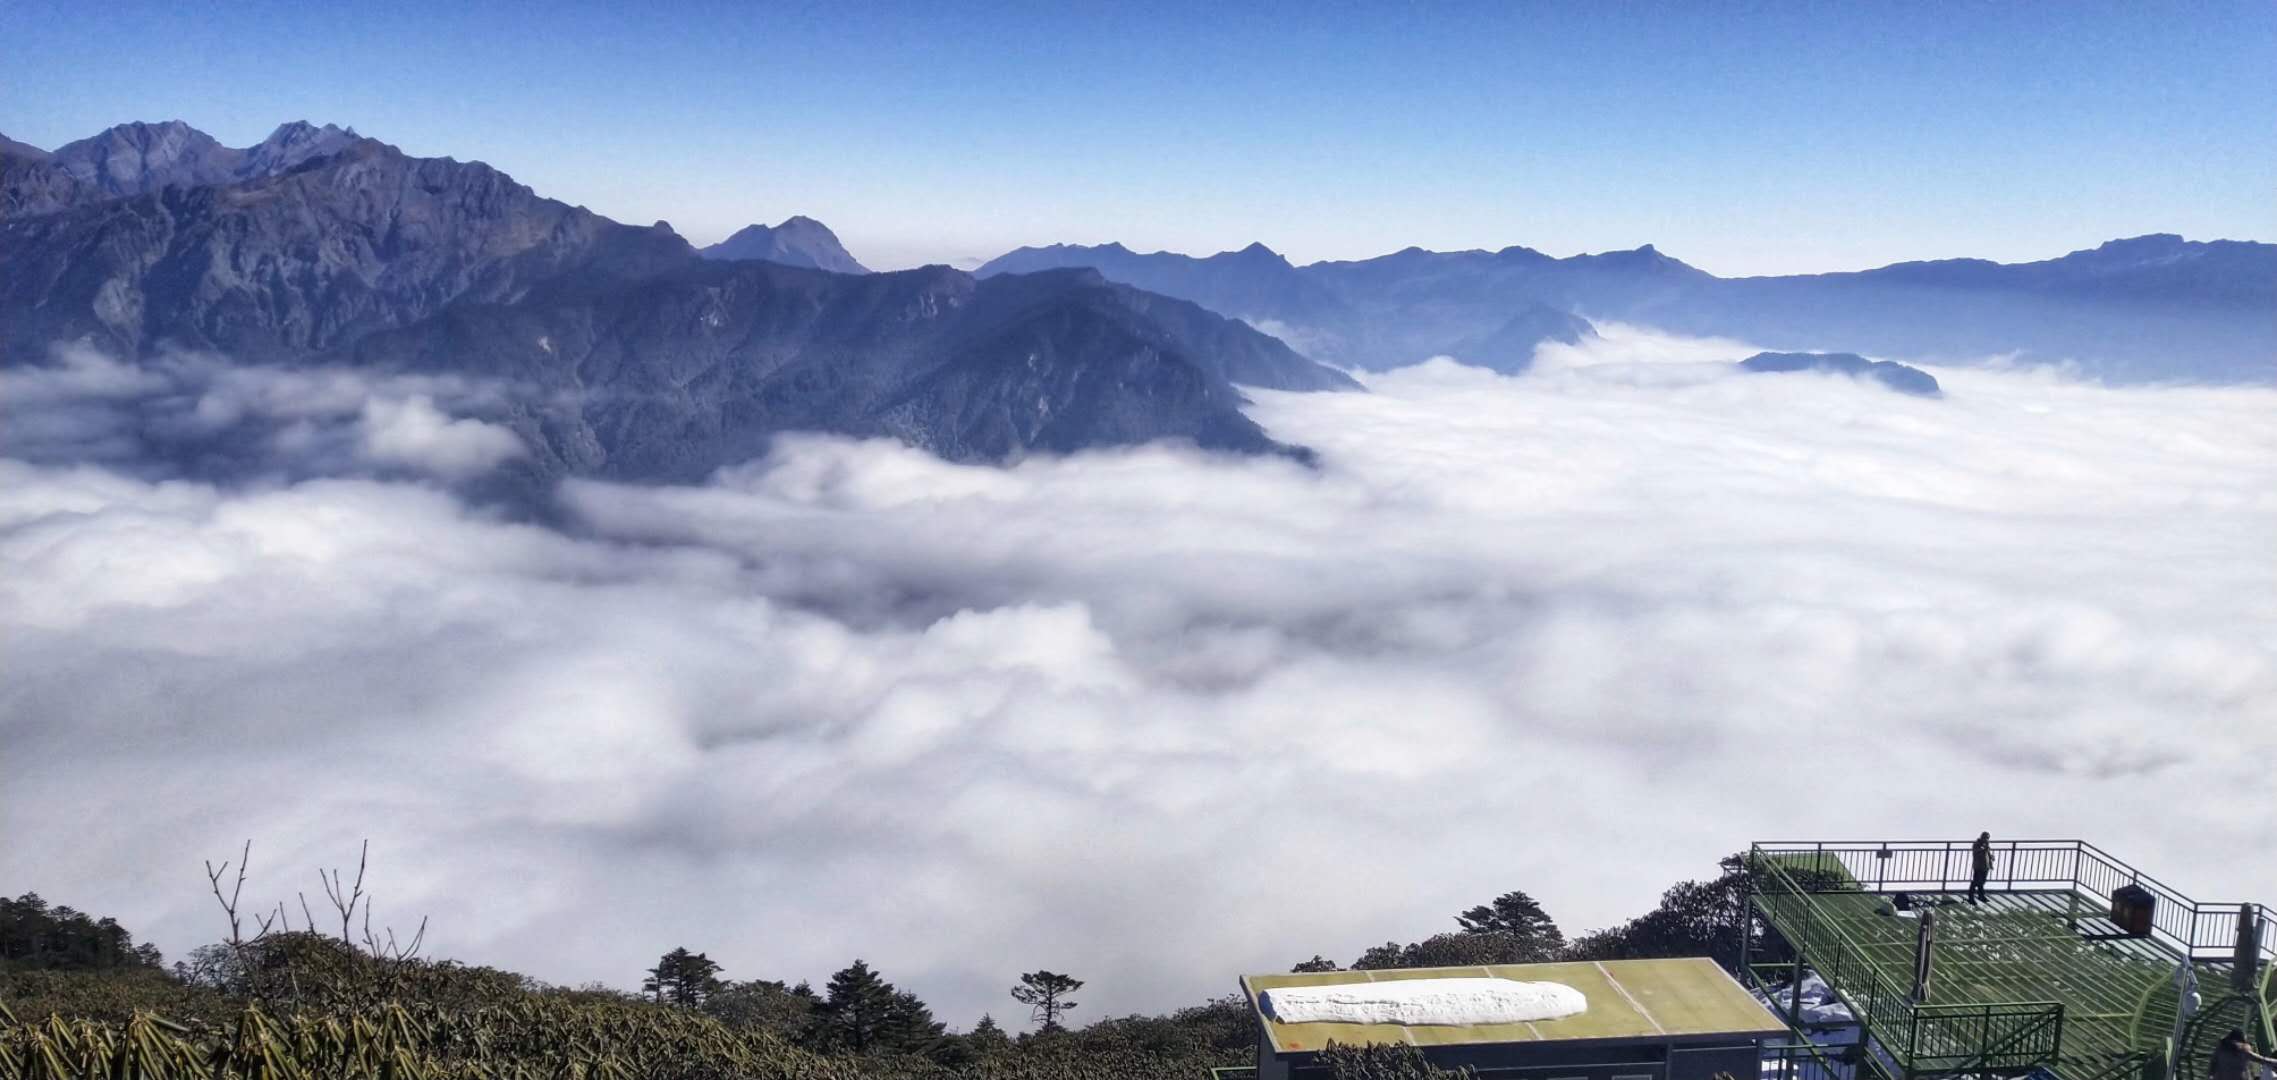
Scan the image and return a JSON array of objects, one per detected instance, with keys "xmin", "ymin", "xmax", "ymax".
[
  {"xmin": 0, "ymin": 122, "xmax": 1356, "ymax": 483},
  {"xmin": 336, "ymin": 263, "xmax": 1327, "ymax": 477},
  {"xmin": 1, "ymin": 120, "xmax": 365, "ymax": 218},
  {"xmin": 2, "ymin": 132, "xmax": 696, "ymax": 363}
]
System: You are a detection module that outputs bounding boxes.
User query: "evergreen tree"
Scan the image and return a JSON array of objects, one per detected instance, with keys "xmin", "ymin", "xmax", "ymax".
[
  {"xmin": 967, "ymin": 1013, "xmax": 1013, "ymax": 1052},
  {"xmin": 1011, "ymin": 969, "xmax": 1085, "ymax": 1032},
  {"xmin": 641, "ymin": 947, "xmax": 723, "ymax": 1006},
  {"xmin": 1292, "ymin": 955, "xmax": 1341, "ymax": 972},
  {"xmin": 1454, "ymin": 891, "xmax": 1564, "ymax": 956},
  {"xmin": 1, "ymin": 891, "xmax": 164, "ymax": 971},
  {"xmin": 887, "ymin": 988, "xmax": 948, "ymax": 1056},
  {"xmin": 1568, "ymin": 852, "xmax": 1853, "ymax": 967},
  {"xmin": 1354, "ymin": 931, "xmax": 1550, "ymax": 970},
  {"xmin": 814, "ymin": 960, "xmax": 945, "ymax": 1054},
  {"xmin": 1353, "ymin": 941, "xmax": 1406, "ymax": 969},
  {"xmin": 1351, "ymin": 890, "xmax": 1567, "ymax": 970},
  {"xmin": 703, "ymin": 977, "xmax": 818, "ymax": 1038}
]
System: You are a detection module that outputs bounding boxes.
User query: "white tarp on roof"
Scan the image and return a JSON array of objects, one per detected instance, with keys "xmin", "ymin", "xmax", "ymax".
[
  {"xmin": 1750, "ymin": 973, "xmax": 1856, "ymax": 1027},
  {"xmin": 1260, "ymin": 977, "xmax": 1588, "ymax": 1026}
]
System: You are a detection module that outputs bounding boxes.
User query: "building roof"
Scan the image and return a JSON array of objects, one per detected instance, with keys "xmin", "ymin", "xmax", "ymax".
[{"xmin": 1240, "ymin": 957, "xmax": 1788, "ymax": 1056}]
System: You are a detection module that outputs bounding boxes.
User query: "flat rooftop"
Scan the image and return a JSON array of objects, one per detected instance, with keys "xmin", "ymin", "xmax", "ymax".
[{"xmin": 1240, "ymin": 957, "xmax": 1788, "ymax": 1056}]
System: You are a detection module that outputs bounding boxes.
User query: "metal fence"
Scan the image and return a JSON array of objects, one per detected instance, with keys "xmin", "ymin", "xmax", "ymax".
[
  {"xmin": 1749, "ymin": 852, "xmax": 2069, "ymax": 1079},
  {"xmin": 1750, "ymin": 840, "xmax": 2275, "ymax": 966},
  {"xmin": 1762, "ymin": 1041, "xmax": 1870, "ymax": 1080}
]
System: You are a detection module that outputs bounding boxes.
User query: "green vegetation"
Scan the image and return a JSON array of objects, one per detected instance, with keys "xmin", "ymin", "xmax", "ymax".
[
  {"xmin": 641, "ymin": 947, "xmax": 723, "ymax": 1007},
  {"xmin": 1318, "ymin": 1042, "xmax": 1476, "ymax": 1079},
  {"xmin": 2, "ymin": 894, "xmax": 165, "ymax": 972},
  {"xmin": 1322, "ymin": 859, "xmax": 1800, "ymax": 974},
  {"xmin": 1010, "ymin": 971, "xmax": 1083, "ymax": 1033},
  {"xmin": 0, "ymin": 847, "xmax": 1777, "ymax": 1079}
]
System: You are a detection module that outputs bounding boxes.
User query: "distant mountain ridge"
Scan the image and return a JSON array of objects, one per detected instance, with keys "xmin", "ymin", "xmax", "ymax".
[
  {"xmin": 1, "ymin": 120, "xmax": 361, "ymax": 217},
  {"xmin": 0, "ymin": 121, "xmax": 1359, "ymax": 486},
  {"xmin": 982, "ymin": 241, "xmax": 1350, "ymax": 334},
  {"xmin": 980, "ymin": 234, "xmax": 2275, "ymax": 382},
  {"xmin": 1737, "ymin": 351, "xmax": 1941, "ymax": 397},
  {"xmin": 700, "ymin": 215, "xmax": 870, "ymax": 273}
]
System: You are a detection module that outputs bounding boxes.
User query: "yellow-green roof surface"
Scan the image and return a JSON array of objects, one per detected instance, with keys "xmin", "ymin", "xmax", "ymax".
[{"xmin": 1240, "ymin": 958, "xmax": 1787, "ymax": 1055}]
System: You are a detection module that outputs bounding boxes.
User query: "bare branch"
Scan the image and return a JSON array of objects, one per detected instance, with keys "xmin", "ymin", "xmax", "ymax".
[
  {"xmin": 320, "ymin": 839, "xmax": 370, "ymax": 945},
  {"xmin": 359, "ymin": 899, "xmax": 428, "ymax": 963},
  {"xmin": 254, "ymin": 900, "xmax": 286, "ymax": 937},
  {"xmin": 204, "ymin": 840, "xmax": 254, "ymax": 948}
]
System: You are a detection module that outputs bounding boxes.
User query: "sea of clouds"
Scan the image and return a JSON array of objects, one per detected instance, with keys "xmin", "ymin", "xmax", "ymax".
[{"xmin": 3, "ymin": 325, "xmax": 2272, "ymax": 1024}]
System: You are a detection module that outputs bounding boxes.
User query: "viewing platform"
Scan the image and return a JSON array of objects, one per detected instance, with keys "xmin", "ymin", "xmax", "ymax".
[{"xmin": 1744, "ymin": 841, "xmax": 2274, "ymax": 1080}]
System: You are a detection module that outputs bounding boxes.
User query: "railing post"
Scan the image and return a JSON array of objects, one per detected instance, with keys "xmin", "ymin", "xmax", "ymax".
[
  {"xmin": 2053, "ymin": 1005, "xmax": 2065, "ymax": 1074},
  {"xmin": 1906, "ymin": 996, "xmax": 1921, "ymax": 1076},
  {"xmin": 1789, "ymin": 947, "xmax": 1807, "ymax": 1029},
  {"xmin": 1911, "ymin": 907, "xmax": 1936, "ymax": 1003},
  {"xmin": 2238, "ymin": 906, "xmax": 2266, "ymax": 995},
  {"xmin": 1740, "ymin": 863, "xmax": 1755, "ymax": 981}
]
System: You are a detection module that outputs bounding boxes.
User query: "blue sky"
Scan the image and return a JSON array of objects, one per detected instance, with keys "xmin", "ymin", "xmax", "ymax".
[{"xmin": 3, "ymin": 1, "xmax": 2270, "ymax": 274}]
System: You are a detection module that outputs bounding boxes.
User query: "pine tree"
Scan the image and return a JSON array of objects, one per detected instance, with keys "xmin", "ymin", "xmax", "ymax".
[
  {"xmin": 703, "ymin": 977, "xmax": 819, "ymax": 1038},
  {"xmin": 815, "ymin": 960, "xmax": 944, "ymax": 1054},
  {"xmin": 642, "ymin": 947, "xmax": 723, "ymax": 1006},
  {"xmin": 1011, "ymin": 969, "xmax": 1084, "ymax": 1032},
  {"xmin": 968, "ymin": 1013, "xmax": 1013, "ymax": 1052},
  {"xmin": 1353, "ymin": 941, "xmax": 1407, "ymax": 969},
  {"xmin": 1454, "ymin": 891, "xmax": 1564, "ymax": 956}
]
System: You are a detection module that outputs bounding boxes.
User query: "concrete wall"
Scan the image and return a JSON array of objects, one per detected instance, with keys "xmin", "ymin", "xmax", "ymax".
[{"xmin": 1275, "ymin": 1035, "xmax": 1768, "ymax": 1080}]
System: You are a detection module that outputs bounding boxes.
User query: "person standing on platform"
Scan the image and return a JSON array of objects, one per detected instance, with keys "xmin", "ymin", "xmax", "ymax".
[
  {"xmin": 2211, "ymin": 1028, "xmax": 2276, "ymax": 1080},
  {"xmin": 1968, "ymin": 832, "xmax": 1994, "ymax": 904}
]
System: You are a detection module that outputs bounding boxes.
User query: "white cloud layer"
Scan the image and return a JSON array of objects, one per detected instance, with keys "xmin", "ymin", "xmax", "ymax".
[
  {"xmin": 4, "ymin": 328, "xmax": 2274, "ymax": 1026},
  {"xmin": 0, "ymin": 343, "xmax": 527, "ymax": 481},
  {"xmin": 357, "ymin": 395, "xmax": 526, "ymax": 479}
]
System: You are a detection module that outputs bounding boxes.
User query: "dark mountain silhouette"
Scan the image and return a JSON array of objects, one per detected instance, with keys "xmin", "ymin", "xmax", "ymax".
[
  {"xmin": 980, "ymin": 235, "xmax": 2273, "ymax": 382},
  {"xmin": 341, "ymin": 264, "xmax": 1328, "ymax": 478},
  {"xmin": 0, "ymin": 122, "xmax": 1356, "ymax": 482},
  {"xmin": 699, "ymin": 215, "xmax": 870, "ymax": 273},
  {"xmin": 1736, "ymin": 351, "xmax": 1941, "ymax": 397},
  {"xmin": 1, "ymin": 128, "xmax": 696, "ymax": 363}
]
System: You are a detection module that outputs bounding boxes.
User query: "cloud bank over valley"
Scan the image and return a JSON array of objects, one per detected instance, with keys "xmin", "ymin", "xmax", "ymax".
[{"xmin": 3, "ymin": 327, "xmax": 2272, "ymax": 1022}]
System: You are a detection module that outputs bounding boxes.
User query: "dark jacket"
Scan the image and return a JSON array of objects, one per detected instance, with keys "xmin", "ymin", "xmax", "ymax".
[
  {"xmin": 2211, "ymin": 1039, "xmax": 2263, "ymax": 1080},
  {"xmin": 1971, "ymin": 838, "xmax": 1993, "ymax": 874}
]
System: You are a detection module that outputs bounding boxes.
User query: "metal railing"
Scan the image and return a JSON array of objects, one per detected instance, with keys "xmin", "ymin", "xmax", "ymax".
[
  {"xmin": 1750, "ymin": 851, "xmax": 2069, "ymax": 1078},
  {"xmin": 1906, "ymin": 1002, "xmax": 2064, "ymax": 1072},
  {"xmin": 1751, "ymin": 840, "xmax": 2276, "ymax": 965},
  {"xmin": 1763, "ymin": 1040, "xmax": 1865, "ymax": 1080}
]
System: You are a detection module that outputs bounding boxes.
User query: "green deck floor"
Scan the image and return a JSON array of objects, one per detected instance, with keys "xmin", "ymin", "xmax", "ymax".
[{"xmin": 1755, "ymin": 886, "xmax": 2261, "ymax": 1079}]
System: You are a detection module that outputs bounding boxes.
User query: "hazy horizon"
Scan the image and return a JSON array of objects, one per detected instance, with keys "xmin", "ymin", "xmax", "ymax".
[{"xmin": 4, "ymin": 1, "xmax": 2271, "ymax": 275}]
